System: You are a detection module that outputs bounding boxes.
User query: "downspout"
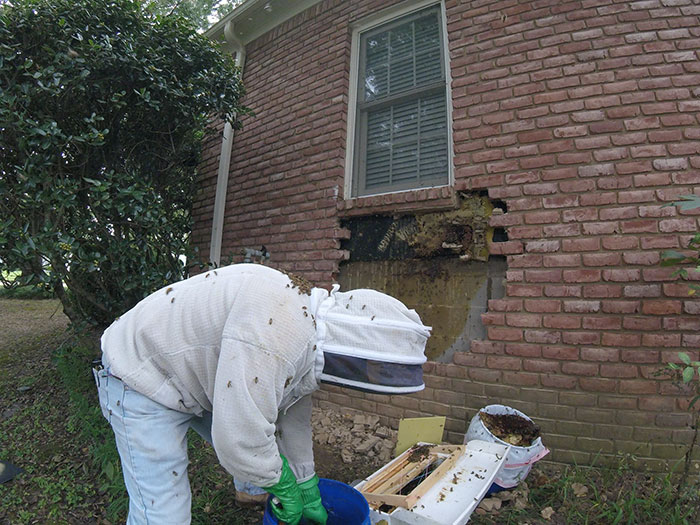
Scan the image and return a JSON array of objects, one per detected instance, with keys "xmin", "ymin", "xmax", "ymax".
[{"xmin": 209, "ymin": 21, "xmax": 246, "ymax": 267}]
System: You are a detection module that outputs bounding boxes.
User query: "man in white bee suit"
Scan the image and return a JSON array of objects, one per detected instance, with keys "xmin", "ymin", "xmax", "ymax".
[{"xmin": 96, "ymin": 263, "xmax": 431, "ymax": 525}]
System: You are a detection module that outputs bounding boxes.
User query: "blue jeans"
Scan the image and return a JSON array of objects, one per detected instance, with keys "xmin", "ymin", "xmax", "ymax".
[{"xmin": 94, "ymin": 368, "xmax": 265, "ymax": 524}]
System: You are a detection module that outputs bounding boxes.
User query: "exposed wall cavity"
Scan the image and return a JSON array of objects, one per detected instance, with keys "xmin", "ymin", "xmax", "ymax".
[{"xmin": 339, "ymin": 193, "xmax": 507, "ymax": 362}]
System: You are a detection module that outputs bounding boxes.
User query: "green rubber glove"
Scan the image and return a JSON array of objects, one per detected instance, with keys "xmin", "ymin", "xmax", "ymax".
[
  {"xmin": 263, "ymin": 456, "xmax": 304, "ymax": 525},
  {"xmin": 298, "ymin": 475, "xmax": 328, "ymax": 525}
]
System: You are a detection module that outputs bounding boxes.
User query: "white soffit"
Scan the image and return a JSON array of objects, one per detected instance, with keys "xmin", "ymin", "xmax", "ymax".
[{"xmin": 206, "ymin": 0, "xmax": 323, "ymax": 46}]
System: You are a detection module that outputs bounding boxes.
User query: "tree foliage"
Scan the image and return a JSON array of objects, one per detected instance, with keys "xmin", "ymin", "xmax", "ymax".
[
  {"xmin": 0, "ymin": 0, "xmax": 246, "ymax": 326},
  {"xmin": 146, "ymin": 0, "xmax": 242, "ymax": 32}
]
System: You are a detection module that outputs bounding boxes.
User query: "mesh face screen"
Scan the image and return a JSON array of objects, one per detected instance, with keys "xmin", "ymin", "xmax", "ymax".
[{"xmin": 321, "ymin": 353, "xmax": 424, "ymax": 393}]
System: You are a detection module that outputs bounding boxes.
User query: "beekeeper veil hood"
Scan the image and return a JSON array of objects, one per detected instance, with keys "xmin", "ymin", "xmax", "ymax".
[{"xmin": 313, "ymin": 285, "xmax": 431, "ymax": 394}]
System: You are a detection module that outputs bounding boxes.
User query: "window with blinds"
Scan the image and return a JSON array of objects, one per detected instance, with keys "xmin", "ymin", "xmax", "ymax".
[{"xmin": 353, "ymin": 5, "xmax": 449, "ymax": 197}]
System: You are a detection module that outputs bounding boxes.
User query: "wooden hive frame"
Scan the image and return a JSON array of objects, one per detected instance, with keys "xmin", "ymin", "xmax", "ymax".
[{"xmin": 359, "ymin": 443, "xmax": 466, "ymax": 510}]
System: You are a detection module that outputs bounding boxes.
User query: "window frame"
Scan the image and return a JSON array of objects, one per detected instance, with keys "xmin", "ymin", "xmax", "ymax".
[{"xmin": 345, "ymin": 0, "xmax": 453, "ymax": 199}]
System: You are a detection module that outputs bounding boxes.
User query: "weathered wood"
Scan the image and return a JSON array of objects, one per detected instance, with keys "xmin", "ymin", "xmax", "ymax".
[{"xmin": 360, "ymin": 443, "xmax": 466, "ymax": 510}]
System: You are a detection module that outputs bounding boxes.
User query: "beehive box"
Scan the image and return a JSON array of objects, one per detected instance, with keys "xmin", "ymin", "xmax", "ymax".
[{"xmin": 355, "ymin": 440, "xmax": 509, "ymax": 525}]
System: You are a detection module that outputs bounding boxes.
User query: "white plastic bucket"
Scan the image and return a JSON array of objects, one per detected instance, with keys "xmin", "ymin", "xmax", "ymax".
[{"xmin": 464, "ymin": 404, "xmax": 549, "ymax": 489}]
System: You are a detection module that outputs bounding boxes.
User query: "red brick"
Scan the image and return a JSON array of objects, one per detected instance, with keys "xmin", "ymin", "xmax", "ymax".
[
  {"xmin": 524, "ymin": 329, "xmax": 561, "ymax": 344},
  {"xmin": 642, "ymin": 268, "xmax": 678, "ymax": 281},
  {"xmin": 624, "ymin": 284, "xmax": 661, "ymax": 297},
  {"xmin": 525, "ymin": 240, "xmax": 560, "ymax": 252},
  {"xmin": 563, "ymin": 269, "xmax": 601, "ymax": 283},
  {"xmin": 481, "ymin": 312, "xmax": 505, "ymax": 325},
  {"xmin": 543, "ymin": 224, "xmax": 582, "ymax": 237},
  {"xmin": 506, "ymin": 313, "xmax": 542, "ymax": 328},
  {"xmin": 623, "ymin": 317, "xmax": 662, "ymax": 331},
  {"xmin": 523, "ymin": 359, "xmax": 561, "ymax": 374},
  {"xmin": 544, "ymin": 284, "xmax": 583, "ymax": 297},
  {"xmin": 579, "ymin": 377, "xmax": 618, "ymax": 392},
  {"xmin": 469, "ymin": 368, "xmax": 503, "ymax": 383},
  {"xmin": 623, "ymin": 251, "xmax": 661, "ymax": 265},
  {"xmin": 453, "ymin": 352, "xmax": 487, "ymax": 367},
  {"xmin": 562, "ymin": 208, "xmax": 598, "ymax": 222},
  {"xmin": 505, "ymin": 343, "xmax": 542, "ymax": 358},
  {"xmin": 562, "ymin": 331, "xmax": 601, "ymax": 345},
  {"xmin": 562, "ymin": 362, "xmax": 599, "ymax": 376},
  {"xmin": 541, "ymin": 374, "xmax": 578, "ymax": 389},
  {"xmin": 487, "ymin": 326, "xmax": 524, "ymax": 341},
  {"xmin": 619, "ymin": 380, "xmax": 657, "ymax": 394},
  {"xmin": 583, "ymin": 315, "xmax": 623, "ymax": 331},
  {"xmin": 581, "ymin": 347, "xmax": 620, "ymax": 362},
  {"xmin": 621, "ymin": 349, "xmax": 660, "ymax": 364},
  {"xmin": 601, "ymin": 300, "xmax": 641, "ymax": 314},
  {"xmin": 642, "ymin": 300, "xmax": 683, "ymax": 315},
  {"xmin": 664, "ymin": 283, "xmax": 697, "ymax": 297},
  {"xmin": 543, "ymin": 314, "xmax": 582, "ymax": 329},
  {"xmin": 581, "ymin": 192, "xmax": 617, "ymax": 206},
  {"xmin": 489, "ymin": 240, "xmax": 525, "ymax": 255},
  {"xmin": 562, "ymin": 238, "xmax": 600, "ymax": 251},
  {"xmin": 525, "ymin": 211, "xmax": 561, "ymax": 224},
  {"xmin": 601, "ymin": 236, "xmax": 639, "ymax": 250},
  {"xmin": 518, "ymin": 129, "xmax": 553, "ymax": 143},
  {"xmin": 506, "ymin": 284, "xmax": 543, "ymax": 297},
  {"xmin": 600, "ymin": 364, "xmax": 638, "ymax": 378},
  {"xmin": 543, "ymin": 254, "xmax": 581, "ymax": 267},
  {"xmin": 640, "ymin": 235, "xmax": 679, "ymax": 249},
  {"xmin": 659, "ymin": 218, "xmax": 697, "ymax": 232},
  {"xmin": 509, "ymin": 254, "xmax": 544, "ymax": 268},
  {"xmin": 583, "ymin": 284, "xmax": 623, "ymax": 298},
  {"xmin": 602, "ymin": 269, "xmax": 641, "ymax": 281},
  {"xmin": 644, "ymin": 332, "xmax": 682, "ymax": 350},
  {"xmin": 602, "ymin": 332, "xmax": 642, "ymax": 347},
  {"xmin": 486, "ymin": 355, "xmax": 522, "ymax": 371},
  {"xmin": 582, "ymin": 253, "xmax": 622, "ymax": 266},
  {"xmin": 488, "ymin": 299, "xmax": 524, "ymax": 312},
  {"xmin": 563, "ymin": 300, "xmax": 601, "ymax": 313}
]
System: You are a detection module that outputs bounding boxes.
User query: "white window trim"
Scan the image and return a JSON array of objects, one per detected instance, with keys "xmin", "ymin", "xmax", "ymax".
[{"xmin": 343, "ymin": 0, "xmax": 454, "ymax": 200}]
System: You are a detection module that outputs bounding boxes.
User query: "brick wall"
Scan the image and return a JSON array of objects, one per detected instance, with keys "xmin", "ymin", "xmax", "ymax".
[{"xmin": 195, "ymin": 0, "xmax": 700, "ymax": 470}]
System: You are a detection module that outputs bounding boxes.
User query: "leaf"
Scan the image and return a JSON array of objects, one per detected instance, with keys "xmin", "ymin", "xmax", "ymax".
[
  {"xmin": 571, "ymin": 482, "xmax": 588, "ymax": 498},
  {"xmin": 674, "ymin": 194, "xmax": 700, "ymax": 212},
  {"xmin": 104, "ymin": 461, "xmax": 114, "ymax": 480},
  {"xmin": 683, "ymin": 366, "xmax": 695, "ymax": 383},
  {"xmin": 690, "ymin": 395, "xmax": 700, "ymax": 409},
  {"xmin": 541, "ymin": 506, "xmax": 555, "ymax": 520},
  {"xmin": 679, "ymin": 353, "xmax": 691, "ymax": 365}
]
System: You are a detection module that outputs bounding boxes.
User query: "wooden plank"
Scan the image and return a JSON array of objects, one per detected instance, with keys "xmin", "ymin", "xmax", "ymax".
[
  {"xmin": 380, "ymin": 455, "xmax": 434, "ymax": 494},
  {"xmin": 363, "ymin": 492, "xmax": 409, "ymax": 508},
  {"xmin": 361, "ymin": 443, "xmax": 469, "ymax": 511},
  {"xmin": 360, "ymin": 453, "xmax": 410, "ymax": 493},
  {"xmin": 404, "ymin": 447, "xmax": 465, "ymax": 508}
]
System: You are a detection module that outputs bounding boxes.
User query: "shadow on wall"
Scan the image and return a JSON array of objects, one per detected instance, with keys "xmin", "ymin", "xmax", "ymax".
[{"xmin": 337, "ymin": 257, "xmax": 506, "ymax": 362}]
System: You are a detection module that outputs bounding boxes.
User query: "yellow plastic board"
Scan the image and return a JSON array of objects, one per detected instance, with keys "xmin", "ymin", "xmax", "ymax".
[{"xmin": 394, "ymin": 416, "xmax": 446, "ymax": 456}]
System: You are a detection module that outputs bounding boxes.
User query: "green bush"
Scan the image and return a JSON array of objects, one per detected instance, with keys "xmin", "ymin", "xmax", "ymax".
[{"xmin": 0, "ymin": 0, "xmax": 247, "ymax": 326}]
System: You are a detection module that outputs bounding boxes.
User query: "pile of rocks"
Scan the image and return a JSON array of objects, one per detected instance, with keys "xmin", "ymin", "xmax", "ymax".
[{"xmin": 311, "ymin": 407, "xmax": 397, "ymax": 465}]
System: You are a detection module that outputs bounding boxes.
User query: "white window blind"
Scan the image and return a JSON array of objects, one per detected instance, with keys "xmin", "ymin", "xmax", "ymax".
[{"xmin": 354, "ymin": 5, "xmax": 448, "ymax": 197}]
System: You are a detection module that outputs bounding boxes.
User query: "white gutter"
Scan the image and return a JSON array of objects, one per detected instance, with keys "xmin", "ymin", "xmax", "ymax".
[
  {"xmin": 209, "ymin": 20, "xmax": 245, "ymax": 268},
  {"xmin": 205, "ymin": 0, "xmax": 322, "ymax": 266}
]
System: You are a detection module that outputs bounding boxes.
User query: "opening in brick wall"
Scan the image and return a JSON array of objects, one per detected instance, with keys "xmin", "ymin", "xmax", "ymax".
[{"xmin": 339, "ymin": 193, "xmax": 507, "ymax": 362}]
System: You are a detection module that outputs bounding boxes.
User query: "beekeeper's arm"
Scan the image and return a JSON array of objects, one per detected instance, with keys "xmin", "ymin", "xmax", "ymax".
[
  {"xmin": 277, "ymin": 394, "xmax": 328, "ymax": 524},
  {"xmin": 276, "ymin": 394, "xmax": 314, "ymax": 481},
  {"xmin": 211, "ymin": 336, "xmax": 305, "ymax": 524}
]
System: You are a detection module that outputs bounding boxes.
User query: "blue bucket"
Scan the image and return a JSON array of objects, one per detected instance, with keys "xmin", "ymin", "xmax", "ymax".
[{"xmin": 262, "ymin": 478, "xmax": 370, "ymax": 525}]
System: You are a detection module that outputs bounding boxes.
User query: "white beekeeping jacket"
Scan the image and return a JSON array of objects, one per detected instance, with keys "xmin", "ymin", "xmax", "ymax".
[{"xmin": 101, "ymin": 264, "xmax": 324, "ymax": 487}]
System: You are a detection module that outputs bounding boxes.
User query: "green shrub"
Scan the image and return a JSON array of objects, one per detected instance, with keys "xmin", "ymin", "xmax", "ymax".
[{"xmin": 0, "ymin": 0, "xmax": 247, "ymax": 327}]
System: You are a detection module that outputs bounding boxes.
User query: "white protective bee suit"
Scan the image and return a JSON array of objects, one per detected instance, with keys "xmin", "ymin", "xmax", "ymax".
[{"xmin": 98, "ymin": 263, "xmax": 430, "ymax": 523}]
